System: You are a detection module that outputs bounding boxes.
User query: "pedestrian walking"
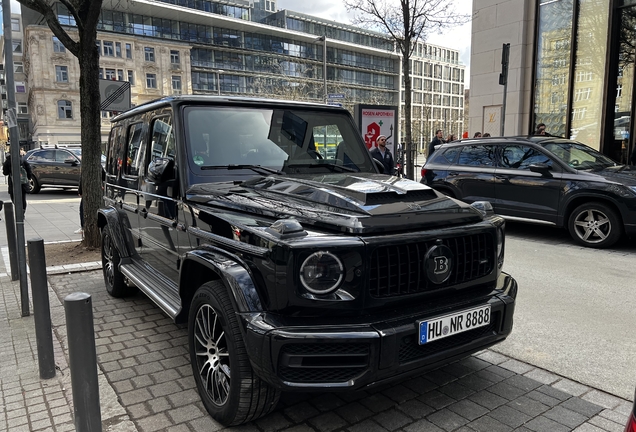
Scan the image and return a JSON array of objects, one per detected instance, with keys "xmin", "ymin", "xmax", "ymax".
[
  {"xmin": 369, "ymin": 135, "xmax": 395, "ymax": 175},
  {"xmin": 428, "ymin": 130, "xmax": 444, "ymax": 158},
  {"xmin": 2, "ymin": 149, "xmax": 32, "ymax": 217}
]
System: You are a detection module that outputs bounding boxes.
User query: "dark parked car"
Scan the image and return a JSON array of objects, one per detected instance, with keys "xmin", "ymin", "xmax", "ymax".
[
  {"xmin": 100, "ymin": 95, "xmax": 517, "ymax": 425},
  {"xmin": 421, "ymin": 136, "xmax": 636, "ymax": 248},
  {"xmin": 25, "ymin": 147, "xmax": 106, "ymax": 193},
  {"xmin": 25, "ymin": 147, "xmax": 82, "ymax": 193}
]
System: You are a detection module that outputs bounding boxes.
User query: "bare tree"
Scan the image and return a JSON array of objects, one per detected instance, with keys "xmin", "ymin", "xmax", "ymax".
[
  {"xmin": 344, "ymin": 0, "xmax": 467, "ymax": 179},
  {"xmin": 18, "ymin": 0, "xmax": 103, "ymax": 247}
]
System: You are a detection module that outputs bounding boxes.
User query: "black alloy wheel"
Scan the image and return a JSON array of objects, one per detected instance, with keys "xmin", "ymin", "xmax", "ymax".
[
  {"xmin": 188, "ymin": 281, "xmax": 280, "ymax": 426},
  {"xmin": 28, "ymin": 176, "xmax": 40, "ymax": 194},
  {"xmin": 101, "ymin": 227, "xmax": 137, "ymax": 297}
]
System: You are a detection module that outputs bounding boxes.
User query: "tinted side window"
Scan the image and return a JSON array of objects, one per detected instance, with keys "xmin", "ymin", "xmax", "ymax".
[
  {"xmin": 440, "ymin": 147, "xmax": 460, "ymax": 163},
  {"xmin": 56, "ymin": 150, "xmax": 75, "ymax": 162},
  {"xmin": 149, "ymin": 116, "xmax": 175, "ymax": 163},
  {"xmin": 30, "ymin": 149, "xmax": 55, "ymax": 161},
  {"xmin": 500, "ymin": 145, "xmax": 553, "ymax": 169},
  {"xmin": 457, "ymin": 145, "xmax": 495, "ymax": 166},
  {"xmin": 107, "ymin": 126, "xmax": 124, "ymax": 176},
  {"xmin": 125, "ymin": 123, "xmax": 144, "ymax": 176}
]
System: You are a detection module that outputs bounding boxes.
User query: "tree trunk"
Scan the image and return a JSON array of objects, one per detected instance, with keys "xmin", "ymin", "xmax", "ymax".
[{"xmin": 78, "ymin": 40, "xmax": 102, "ymax": 248}]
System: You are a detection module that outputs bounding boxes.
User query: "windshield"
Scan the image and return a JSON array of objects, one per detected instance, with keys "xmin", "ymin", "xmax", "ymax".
[
  {"xmin": 184, "ymin": 106, "xmax": 375, "ymax": 181},
  {"xmin": 542, "ymin": 141, "xmax": 616, "ymax": 170}
]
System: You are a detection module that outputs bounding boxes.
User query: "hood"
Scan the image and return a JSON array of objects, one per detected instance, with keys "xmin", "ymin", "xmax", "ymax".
[
  {"xmin": 187, "ymin": 173, "xmax": 484, "ymax": 234},
  {"xmin": 583, "ymin": 165, "xmax": 636, "ymax": 186}
]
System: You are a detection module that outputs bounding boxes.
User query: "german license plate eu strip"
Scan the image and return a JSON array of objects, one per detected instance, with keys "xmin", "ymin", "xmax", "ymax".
[{"xmin": 418, "ymin": 305, "xmax": 491, "ymax": 345}]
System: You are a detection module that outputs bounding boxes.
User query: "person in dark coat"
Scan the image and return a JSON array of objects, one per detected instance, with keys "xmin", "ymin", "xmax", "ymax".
[
  {"xmin": 428, "ymin": 129, "xmax": 444, "ymax": 158},
  {"xmin": 2, "ymin": 149, "xmax": 32, "ymax": 216},
  {"xmin": 369, "ymin": 135, "xmax": 395, "ymax": 175}
]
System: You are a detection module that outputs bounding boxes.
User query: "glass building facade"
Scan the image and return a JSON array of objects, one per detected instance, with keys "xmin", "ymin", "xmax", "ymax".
[{"xmin": 533, "ymin": 0, "xmax": 636, "ymax": 160}]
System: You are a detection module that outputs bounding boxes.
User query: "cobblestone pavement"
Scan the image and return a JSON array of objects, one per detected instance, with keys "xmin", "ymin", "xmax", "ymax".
[{"xmin": 1, "ymin": 268, "xmax": 631, "ymax": 432}]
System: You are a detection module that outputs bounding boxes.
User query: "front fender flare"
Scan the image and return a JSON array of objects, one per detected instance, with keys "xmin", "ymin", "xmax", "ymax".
[{"xmin": 177, "ymin": 246, "xmax": 263, "ymax": 320}]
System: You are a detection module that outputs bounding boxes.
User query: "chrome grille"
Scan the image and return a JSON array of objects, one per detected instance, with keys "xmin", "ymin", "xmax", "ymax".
[{"xmin": 368, "ymin": 233, "xmax": 494, "ymax": 298}]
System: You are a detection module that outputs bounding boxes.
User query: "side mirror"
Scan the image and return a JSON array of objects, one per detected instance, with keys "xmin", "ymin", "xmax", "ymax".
[
  {"xmin": 372, "ymin": 158, "xmax": 385, "ymax": 174},
  {"xmin": 529, "ymin": 162, "xmax": 552, "ymax": 176},
  {"xmin": 147, "ymin": 157, "xmax": 174, "ymax": 183},
  {"xmin": 64, "ymin": 158, "xmax": 79, "ymax": 166}
]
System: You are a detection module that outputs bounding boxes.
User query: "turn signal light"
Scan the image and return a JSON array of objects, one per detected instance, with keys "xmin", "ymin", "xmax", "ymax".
[
  {"xmin": 421, "ymin": 167, "xmax": 427, "ymax": 180},
  {"xmin": 625, "ymin": 412, "xmax": 636, "ymax": 432}
]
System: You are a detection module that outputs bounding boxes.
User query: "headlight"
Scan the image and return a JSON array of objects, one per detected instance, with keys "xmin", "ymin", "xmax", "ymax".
[
  {"xmin": 496, "ymin": 224, "xmax": 505, "ymax": 268},
  {"xmin": 300, "ymin": 252, "xmax": 344, "ymax": 295}
]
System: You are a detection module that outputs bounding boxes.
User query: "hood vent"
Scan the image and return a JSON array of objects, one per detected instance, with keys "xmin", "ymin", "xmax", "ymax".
[{"xmin": 365, "ymin": 189, "xmax": 437, "ymax": 205}]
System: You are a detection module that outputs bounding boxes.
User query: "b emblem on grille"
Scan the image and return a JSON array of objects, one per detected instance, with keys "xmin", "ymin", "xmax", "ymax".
[{"xmin": 424, "ymin": 243, "xmax": 454, "ymax": 284}]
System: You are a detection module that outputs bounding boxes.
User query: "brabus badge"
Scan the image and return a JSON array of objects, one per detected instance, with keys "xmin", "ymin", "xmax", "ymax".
[
  {"xmin": 424, "ymin": 243, "xmax": 454, "ymax": 284},
  {"xmin": 406, "ymin": 203, "xmax": 421, "ymax": 211}
]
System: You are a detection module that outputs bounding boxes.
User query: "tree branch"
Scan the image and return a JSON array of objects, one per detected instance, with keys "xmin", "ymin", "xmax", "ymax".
[{"xmin": 17, "ymin": 0, "xmax": 80, "ymax": 55}]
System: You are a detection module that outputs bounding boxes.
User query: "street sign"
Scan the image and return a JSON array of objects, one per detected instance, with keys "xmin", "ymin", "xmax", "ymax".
[
  {"xmin": 328, "ymin": 93, "xmax": 345, "ymax": 99},
  {"xmin": 99, "ymin": 79, "xmax": 131, "ymax": 112},
  {"xmin": 327, "ymin": 102, "xmax": 343, "ymax": 107}
]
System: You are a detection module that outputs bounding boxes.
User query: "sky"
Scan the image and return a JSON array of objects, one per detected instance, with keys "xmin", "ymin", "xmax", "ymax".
[{"xmin": 276, "ymin": 0, "xmax": 473, "ymax": 87}]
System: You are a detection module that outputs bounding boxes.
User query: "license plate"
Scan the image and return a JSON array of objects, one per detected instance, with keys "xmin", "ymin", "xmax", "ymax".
[{"xmin": 418, "ymin": 305, "xmax": 491, "ymax": 345}]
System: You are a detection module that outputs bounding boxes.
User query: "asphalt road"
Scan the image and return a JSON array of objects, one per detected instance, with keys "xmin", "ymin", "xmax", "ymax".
[{"xmin": 497, "ymin": 221, "xmax": 636, "ymax": 400}]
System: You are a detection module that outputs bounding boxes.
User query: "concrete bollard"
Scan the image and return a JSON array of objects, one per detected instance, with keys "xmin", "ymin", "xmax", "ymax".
[
  {"xmin": 3, "ymin": 201, "xmax": 18, "ymax": 280},
  {"xmin": 27, "ymin": 238, "xmax": 56, "ymax": 379},
  {"xmin": 64, "ymin": 292, "xmax": 102, "ymax": 432}
]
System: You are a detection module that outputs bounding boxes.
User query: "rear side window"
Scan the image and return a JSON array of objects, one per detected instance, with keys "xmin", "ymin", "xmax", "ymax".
[
  {"xmin": 439, "ymin": 147, "xmax": 460, "ymax": 163},
  {"xmin": 106, "ymin": 126, "xmax": 124, "ymax": 176},
  {"xmin": 457, "ymin": 145, "xmax": 495, "ymax": 166},
  {"xmin": 500, "ymin": 145, "xmax": 554, "ymax": 170},
  {"xmin": 125, "ymin": 123, "xmax": 145, "ymax": 176}
]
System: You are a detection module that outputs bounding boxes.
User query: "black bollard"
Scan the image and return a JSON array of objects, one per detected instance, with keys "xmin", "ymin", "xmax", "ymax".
[
  {"xmin": 3, "ymin": 201, "xmax": 18, "ymax": 280},
  {"xmin": 27, "ymin": 238, "xmax": 56, "ymax": 379},
  {"xmin": 64, "ymin": 292, "xmax": 102, "ymax": 432}
]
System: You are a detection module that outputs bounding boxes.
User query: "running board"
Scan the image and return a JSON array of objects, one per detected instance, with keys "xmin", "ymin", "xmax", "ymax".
[{"xmin": 120, "ymin": 262, "xmax": 180, "ymax": 319}]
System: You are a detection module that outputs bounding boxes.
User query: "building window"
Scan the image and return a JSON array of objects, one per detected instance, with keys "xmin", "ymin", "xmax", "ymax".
[
  {"xmin": 53, "ymin": 37, "xmax": 66, "ymax": 53},
  {"xmin": 103, "ymin": 41, "xmax": 114, "ymax": 56},
  {"xmin": 575, "ymin": 71, "xmax": 593, "ymax": 82},
  {"xmin": 15, "ymin": 82, "xmax": 25, "ymax": 93},
  {"xmin": 14, "ymin": 62, "xmax": 23, "ymax": 73},
  {"xmin": 117, "ymin": 69, "xmax": 124, "ymax": 81},
  {"xmin": 573, "ymin": 107, "xmax": 587, "ymax": 120},
  {"xmin": 58, "ymin": 100, "xmax": 73, "ymax": 119},
  {"xmin": 617, "ymin": 84, "xmax": 623, "ymax": 98},
  {"xmin": 12, "ymin": 40, "xmax": 22, "ymax": 53},
  {"xmin": 11, "ymin": 18, "xmax": 19, "ymax": 32},
  {"xmin": 126, "ymin": 43, "xmax": 132, "ymax": 59},
  {"xmin": 146, "ymin": 73, "xmax": 157, "ymax": 88},
  {"xmin": 96, "ymin": 40, "xmax": 101, "ymax": 56},
  {"xmin": 56, "ymin": 65, "xmax": 69, "ymax": 82},
  {"xmin": 127, "ymin": 70, "xmax": 135, "ymax": 85},
  {"xmin": 105, "ymin": 68, "xmax": 116, "ymax": 80},
  {"xmin": 18, "ymin": 102, "xmax": 28, "ymax": 114},
  {"xmin": 574, "ymin": 88, "xmax": 591, "ymax": 101},
  {"xmin": 115, "ymin": 42, "xmax": 122, "ymax": 57},
  {"xmin": 172, "ymin": 75, "xmax": 182, "ymax": 93},
  {"xmin": 170, "ymin": 50, "xmax": 180, "ymax": 64},
  {"xmin": 144, "ymin": 47, "xmax": 155, "ymax": 62}
]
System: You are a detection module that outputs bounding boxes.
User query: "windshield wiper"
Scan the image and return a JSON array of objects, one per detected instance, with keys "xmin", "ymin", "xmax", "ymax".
[
  {"xmin": 285, "ymin": 163, "xmax": 358, "ymax": 173},
  {"xmin": 200, "ymin": 164, "xmax": 284, "ymax": 175}
]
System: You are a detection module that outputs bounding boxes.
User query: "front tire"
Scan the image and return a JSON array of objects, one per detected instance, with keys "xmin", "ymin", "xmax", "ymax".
[
  {"xmin": 188, "ymin": 281, "xmax": 280, "ymax": 426},
  {"xmin": 568, "ymin": 202, "xmax": 622, "ymax": 248},
  {"xmin": 101, "ymin": 227, "xmax": 137, "ymax": 297}
]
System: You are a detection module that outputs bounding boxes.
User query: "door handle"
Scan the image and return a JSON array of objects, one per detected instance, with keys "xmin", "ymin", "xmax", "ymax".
[
  {"xmin": 140, "ymin": 208, "xmax": 148, "ymax": 218},
  {"xmin": 449, "ymin": 171, "xmax": 459, "ymax": 176}
]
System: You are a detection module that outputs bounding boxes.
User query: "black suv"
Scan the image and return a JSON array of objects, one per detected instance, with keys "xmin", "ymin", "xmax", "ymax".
[
  {"xmin": 421, "ymin": 136, "xmax": 636, "ymax": 248},
  {"xmin": 99, "ymin": 96, "xmax": 517, "ymax": 426},
  {"xmin": 25, "ymin": 147, "xmax": 82, "ymax": 193}
]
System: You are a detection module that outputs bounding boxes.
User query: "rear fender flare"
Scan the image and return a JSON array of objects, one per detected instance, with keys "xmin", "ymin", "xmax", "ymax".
[{"xmin": 97, "ymin": 207, "xmax": 136, "ymax": 259}]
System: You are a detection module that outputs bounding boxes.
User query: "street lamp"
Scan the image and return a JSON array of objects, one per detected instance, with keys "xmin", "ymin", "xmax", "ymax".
[{"xmin": 316, "ymin": 35, "xmax": 327, "ymax": 103}]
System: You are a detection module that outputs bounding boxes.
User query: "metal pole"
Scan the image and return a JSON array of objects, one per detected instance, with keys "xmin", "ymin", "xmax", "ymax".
[
  {"xmin": 4, "ymin": 201, "xmax": 18, "ymax": 280},
  {"xmin": 3, "ymin": 0, "xmax": 29, "ymax": 316},
  {"xmin": 28, "ymin": 238, "xmax": 56, "ymax": 379},
  {"xmin": 64, "ymin": 292, "xmax": 102, "ymax": 432},
  {"xmin": 322, "ymin": 35, "xmax": 327, "ymax": 103}
]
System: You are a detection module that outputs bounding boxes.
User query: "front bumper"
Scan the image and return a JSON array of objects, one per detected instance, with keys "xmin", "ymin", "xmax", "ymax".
[{"xmin": 242, "ymin": 272, "xmax": 517, "ymax": 391}]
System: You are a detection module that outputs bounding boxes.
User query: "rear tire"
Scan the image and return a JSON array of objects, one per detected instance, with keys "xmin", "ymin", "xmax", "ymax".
[
  {"xmin": 188, "ymin": 281, "xmax": 280, "ymax": 426},
  {"xmin": 101, "ymin": 226, "xmax": 137, "ymax": 297},
  {"xmin": 568, "ymin": 202, "xmax": 622, "ymax": 248},
  {"xmin": 29, "ymin": 177, "xmax": 40, "ymax": 194}
]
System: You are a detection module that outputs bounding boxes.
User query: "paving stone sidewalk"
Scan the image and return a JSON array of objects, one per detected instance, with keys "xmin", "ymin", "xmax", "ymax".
[{"xmin": 0, "ymin": 268, "xmax": 632, "ymax": 432}]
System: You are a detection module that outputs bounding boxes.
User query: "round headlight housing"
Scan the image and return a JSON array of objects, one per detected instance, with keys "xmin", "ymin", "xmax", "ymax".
[{"xmin": 300, "ymin": 252, "xmax": 344, "ymax": 295}]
